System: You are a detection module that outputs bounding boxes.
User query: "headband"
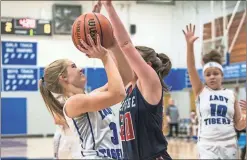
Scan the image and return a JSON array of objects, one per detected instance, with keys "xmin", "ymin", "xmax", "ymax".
[{"xmin": 203, "ymin": 62, "xmax": 223, "ymax": 73}]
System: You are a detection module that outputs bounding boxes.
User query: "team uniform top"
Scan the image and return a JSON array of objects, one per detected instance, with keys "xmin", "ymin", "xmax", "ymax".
[
  {"xmin": 63, "ymin": 99, "xmax": 123, "ymax": 159},
  {"xmin": 196, "ymin": 86, "xmax": 236, "ymax": 141},
  {"xmin": 119, "ymin": 85, "xmax": 169, "ymax": 160}
]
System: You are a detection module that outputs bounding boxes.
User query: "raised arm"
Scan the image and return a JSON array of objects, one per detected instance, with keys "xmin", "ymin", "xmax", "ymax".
[
  {"xmin": 93, "ymin": 1, "xmax": 134, "ymax": 87},
  {"xmin": 102, "ymin": 1, "xmax": 162, "ymax": 102},
  {"xmin": 183, "ymin": 24, "xmax": 203, "ymax": 97},
  {"xmin": 109, "ymin": 40, "xmax": 134, "ymax": 86},
  {"xmin": 65, "ymin": 34, "xmax": 126, "ymax": 118}
]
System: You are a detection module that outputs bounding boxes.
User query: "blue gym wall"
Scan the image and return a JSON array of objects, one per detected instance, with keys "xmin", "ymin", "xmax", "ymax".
[{"xmin": 1, "ymin": 41, "xmax": 245, "ymax": 135}]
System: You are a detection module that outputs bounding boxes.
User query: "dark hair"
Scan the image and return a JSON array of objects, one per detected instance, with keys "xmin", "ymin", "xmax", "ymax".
[
  {"xmin": 135, "ymin": 46, "xmax": 172, "ymax": 92},
  {"xmin": 202, "ymin": 50, "xmax": 222, "ymax": 65}
]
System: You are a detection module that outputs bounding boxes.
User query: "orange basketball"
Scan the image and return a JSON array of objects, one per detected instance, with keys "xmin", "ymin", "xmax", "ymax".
[{"xmin": 72, "ymin": 12, "xmax": 114, "ymax": 51}]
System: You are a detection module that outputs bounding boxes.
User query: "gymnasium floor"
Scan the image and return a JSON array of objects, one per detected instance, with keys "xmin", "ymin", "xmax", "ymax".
[{"xmin": 2, "ymin": 137, "xmax": 198, "ymax": 159}]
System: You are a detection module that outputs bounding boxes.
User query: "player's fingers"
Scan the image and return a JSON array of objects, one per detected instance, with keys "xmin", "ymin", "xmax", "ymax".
[
  {"xmin": 80, "ymin": 39, "xmax": 90, "ymax": 50},
  {"xmin": 77, "ymin": 45, "xmax": 87, "ymax": 53},
  {"xmin": 87, "ymin": 34, "xmax": 96, "ymax": 48}
]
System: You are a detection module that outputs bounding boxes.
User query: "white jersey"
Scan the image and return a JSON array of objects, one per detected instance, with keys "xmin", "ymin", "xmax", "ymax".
[
  {"xmin": 196, "ymin": 86, "xmax": 236, "ymax": 141},
  {"xmin": 63, "ymin": 102, "xmax": 123, "ymax": 159}
]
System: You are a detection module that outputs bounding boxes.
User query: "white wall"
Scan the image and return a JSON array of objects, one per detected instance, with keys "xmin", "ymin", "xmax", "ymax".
[
  {"xmin": 170, "ymin": 91, "xmax": 191, "ymax": 119},
  {"xmin": 2, "ymin": 1, "xmax": 244, "ymax": 68},
  {"xmin": 1, "ymin": 92, "xmax": 54, "ymax": 135},
  {"xmin": 2, "ymin": 1, "xmax": 244, "ymax": 135}
]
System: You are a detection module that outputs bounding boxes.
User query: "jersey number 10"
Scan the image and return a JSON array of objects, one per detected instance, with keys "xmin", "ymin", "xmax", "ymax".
[{"xmin": 210, "ymin": 103, "xmax": 227, "ymax": 117}]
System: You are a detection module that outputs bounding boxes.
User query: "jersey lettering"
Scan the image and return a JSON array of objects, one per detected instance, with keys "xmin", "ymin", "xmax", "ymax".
[
  {"xmin": 204, "ymin": 117, "xmax": 231, "ymax": 125},
  {"xmin": 119, "ymin": 114, "xmax": 125, "ymax": 141},
  {"xmin": 99, "ymin": 108, "xmax": 113, "ymax": 120},
  {"xmin": 98, "ymin": 148, "xmax": 123, "ymax": 159},
  {"xmin": 204, "ymin": 103, "xmax": 230, "ymax": 125},
  {"xmin": 120, "ymin": 112, "xmax": 135, "ymax": 141},
  {"xmin": 109, "ymin": 122, "xmax": 119, "ymax": 145},
  {"xmin": 209, "ymin": 95, "xmax": 228, "ymax": 103},
  {"xmin": 210, "ymin": 103, "xmax": 227, "ymax": 117},
  {"xmin": 121, "ymin": 96, "xmax": 136, "ymax": 109}
]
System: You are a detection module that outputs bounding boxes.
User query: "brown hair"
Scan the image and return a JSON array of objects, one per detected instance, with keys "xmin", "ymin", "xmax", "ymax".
[
  {"xmin": 135, "ymin": 46, "xmax": 172, "ymax": 92},
  {"xmin": 202, "ymin": 50, "xmax": 223, "ymax": 65},
  {"xmin": 39, "ymin": 59, "xmax": 68, "ymax": 120}
]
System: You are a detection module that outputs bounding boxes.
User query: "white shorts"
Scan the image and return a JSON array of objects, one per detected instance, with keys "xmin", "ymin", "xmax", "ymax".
[{"xmin": 197, "ymin": 138, "xmax": 239, "ymax": 159}]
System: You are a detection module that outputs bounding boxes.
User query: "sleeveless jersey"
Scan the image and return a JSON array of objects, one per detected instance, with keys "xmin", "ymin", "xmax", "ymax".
[
  {"xmin": 196, "ymin": 86, "xmax": 236, "ymax": 141},
  {"xmin": 63, "ymin": 100, "xmax": 123, "ymax": 159},
  {"xmin": 119, "ymin": 85, "xmax": 170, "ymax": 160}
]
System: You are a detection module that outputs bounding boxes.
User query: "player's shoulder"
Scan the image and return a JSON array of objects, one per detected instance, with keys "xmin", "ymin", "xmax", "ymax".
[{"xmin": 220, "ymin": 88, "xmax": 235, "ymax": 98}]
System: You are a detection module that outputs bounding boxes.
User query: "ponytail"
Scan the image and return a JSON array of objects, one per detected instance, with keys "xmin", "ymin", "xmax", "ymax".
[
  {"xmin": 39, "ymin": 79, "xmax": 64, "ymax": 121},
  {"xmin": 135, "ymin": 46, "xmax": 172, "ymax": 92},
  {"xmin": 157, "ymin": 53, "xmax": 172, "ymax": 92}
]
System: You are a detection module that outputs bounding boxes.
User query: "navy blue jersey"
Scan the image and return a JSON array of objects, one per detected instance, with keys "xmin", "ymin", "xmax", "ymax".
[{"xmin": 119, "ymin": 84, "xmax": 171, "ymax": 160}]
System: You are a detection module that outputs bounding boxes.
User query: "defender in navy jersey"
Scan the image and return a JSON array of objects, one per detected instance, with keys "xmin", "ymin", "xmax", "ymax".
[
  {"xmin": 102, "ymin": 1, "xmax": 172, "ymax": 159},
  {"xmin": 119, "ymin": 85, "xmax": 170, "ymax": 160}
]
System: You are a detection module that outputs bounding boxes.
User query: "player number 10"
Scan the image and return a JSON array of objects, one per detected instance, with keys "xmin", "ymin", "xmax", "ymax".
[{"xmin": 210, "ymin": 103, "xmax": 227, "ymax": 117}]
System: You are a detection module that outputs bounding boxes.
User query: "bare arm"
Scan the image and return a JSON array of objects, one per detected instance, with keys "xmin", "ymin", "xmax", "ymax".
[
  {"xmin": 65, "ymin": 35, "xmax": 126, "ymax": 118},
  {"xmin": 234, "ymin": 97, "xmax": 246, "ymax": 130},
  {"xmin": 90, "ymin": 45, "xmax": 134, "ymax": 93},
  {"xmin": 103, "ymin": 2, "xmax": 162, "ymax": 104},
  {"xmin": 183, "ymin": 24, "xmax": 203, "ymax": 97},
  {"xmin": 91, "ymin": 1, "xmax": 133, "ymax": 90},
  {"xmin": 109, "ymin": 41, "xmax": 134, "ymax": 86}
]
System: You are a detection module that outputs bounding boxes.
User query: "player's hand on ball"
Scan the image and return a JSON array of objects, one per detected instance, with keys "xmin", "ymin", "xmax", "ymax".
[
  {"xmin": 182, "ymin": 24, "xmax": 199, "ymax": 44},
  {"xmin": 77, "ymin": 34, "xmax": 108, "ymax": 59}
]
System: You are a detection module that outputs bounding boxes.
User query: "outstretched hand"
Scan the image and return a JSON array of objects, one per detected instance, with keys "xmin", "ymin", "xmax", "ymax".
[{"xmin": 182, "ymin": 24, "xmax": 199, "ymax": 44}]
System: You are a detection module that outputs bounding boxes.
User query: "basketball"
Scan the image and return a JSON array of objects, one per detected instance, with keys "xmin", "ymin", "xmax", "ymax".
[{"xmin": 72, "ymin": 12, "xmax": 114, "ymax": 50}]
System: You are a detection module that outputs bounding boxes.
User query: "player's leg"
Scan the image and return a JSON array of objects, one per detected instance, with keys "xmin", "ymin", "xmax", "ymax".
[
  {"xmin": 175, "ymin": 123, "xmax": 179, "ymax": 137},
  {"xmin": 170, "ymin": 124, "xmax": 174, "ymax": 137},
  {"xmin": 241, "ymin": 145, "xmax": 246, "ymax": 160}
]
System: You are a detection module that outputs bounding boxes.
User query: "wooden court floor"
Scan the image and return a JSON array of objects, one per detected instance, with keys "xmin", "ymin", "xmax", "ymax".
[{"xmin": 1, "ymin": 137, "xmax": 198, "ymax": 159}]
